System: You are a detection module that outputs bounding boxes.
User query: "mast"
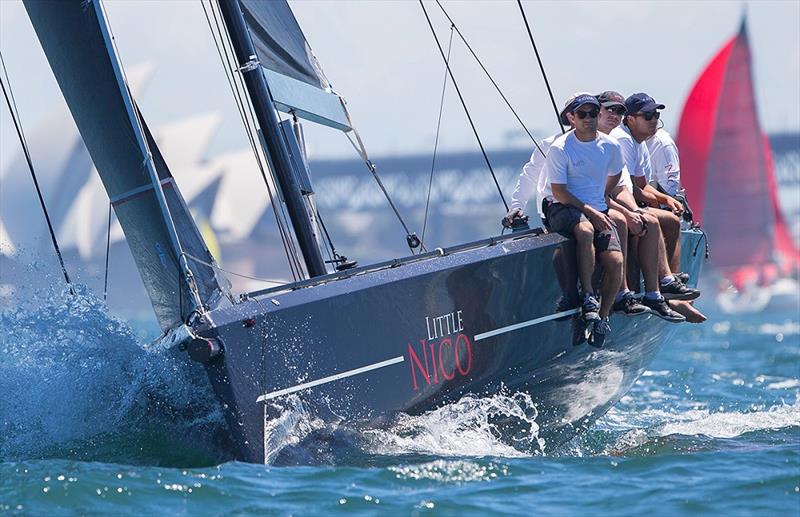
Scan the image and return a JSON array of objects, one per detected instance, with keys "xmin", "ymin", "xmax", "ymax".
[{"xmin": 218, "ymin": 0, "xmax": 327, "ymax": 278}]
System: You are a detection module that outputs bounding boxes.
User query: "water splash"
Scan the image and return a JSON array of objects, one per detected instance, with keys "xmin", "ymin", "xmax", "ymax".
[
  {"xmin": 0, "ymin": 284, "xmax": 230, "ymax": 466},
  {"xmin": 363, "ymin": 392, "xmax": 544, "ymax": 458}
]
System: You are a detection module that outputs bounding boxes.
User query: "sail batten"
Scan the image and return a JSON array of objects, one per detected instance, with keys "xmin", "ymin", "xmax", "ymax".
[
  {"xmin": 24, "ymin": 0, "xmax": 228, "ymax": 330},
  {"xmin": 236, "ymin": 0, "xmax": 351, "ymax": 131}
]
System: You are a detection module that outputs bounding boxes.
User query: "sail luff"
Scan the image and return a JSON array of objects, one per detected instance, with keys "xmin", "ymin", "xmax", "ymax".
[
  {"xmin": 676, "ymin": 36, "xmax": 735, "ymax": 226},
  {"xmin": 24, "ymin": 0, "xmax": 228, "ymax": 330},
  {"xmin": 91, "ymin": 0, "xmax": 205, "ymax": 313}
]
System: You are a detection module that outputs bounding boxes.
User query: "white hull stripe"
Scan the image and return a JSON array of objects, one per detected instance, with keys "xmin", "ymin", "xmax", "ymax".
[
  {"xmin": 256, "ymin": 355, "xmax": 405, "ymax": 403},
  {"xmin": 474, "ymin": 308, "xmax": 579, "ymax": 341}
]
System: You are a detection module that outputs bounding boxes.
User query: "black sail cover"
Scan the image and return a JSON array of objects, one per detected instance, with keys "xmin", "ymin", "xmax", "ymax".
[
  {"xmin": 24, "ymin": 0, "xmax": 229, "ymax": 331},
  {"xmin": 240, "ymin": 0, "xmax": 330, "ymax": 90}
]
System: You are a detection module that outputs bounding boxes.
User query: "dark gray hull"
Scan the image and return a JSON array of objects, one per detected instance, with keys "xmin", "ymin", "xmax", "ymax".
[{"xmin": 193, "ymin": 229, "xmax": 705, "ymax": 463}]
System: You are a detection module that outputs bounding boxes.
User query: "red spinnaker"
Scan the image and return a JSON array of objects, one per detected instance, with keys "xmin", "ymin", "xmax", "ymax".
[{"xmin": 677, "ymin": 19, "xmax": 799, "ymax": 286}]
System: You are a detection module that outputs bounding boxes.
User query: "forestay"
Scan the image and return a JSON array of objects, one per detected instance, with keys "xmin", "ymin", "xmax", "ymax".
[
  {"xmin": 24, "ymin": 0, "xmax": 229, "ymax": 331},
  {"xmin": 239, "ymin": 0, "xmax": 351, "ymax": 131}
]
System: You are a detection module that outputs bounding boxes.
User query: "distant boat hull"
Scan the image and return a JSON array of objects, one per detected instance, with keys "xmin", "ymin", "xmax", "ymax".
[{"xmin": 192, "ymin": 229, "xmax": 705, "ymax": 463}]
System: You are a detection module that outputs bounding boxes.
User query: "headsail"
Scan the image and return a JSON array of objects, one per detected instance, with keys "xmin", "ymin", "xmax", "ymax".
[
  {"xmin": 238, "ymin": 0, "xmax": 351, "ymax": 131},
  {"xmin": 676, "ymin": 18, "xmax": 798, "ymax": 283},
  {"xmin": 25, "ymin": 0, "xmax": 229, "ymax": 330}
]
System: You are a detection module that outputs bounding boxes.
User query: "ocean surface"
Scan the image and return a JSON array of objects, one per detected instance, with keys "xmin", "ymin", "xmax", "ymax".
[{"xmin": 1, "ymin": 285, "xmax": 798, "ymax": 516}]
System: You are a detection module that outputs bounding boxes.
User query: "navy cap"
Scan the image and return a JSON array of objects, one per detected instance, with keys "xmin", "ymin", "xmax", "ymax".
[
  {"xmin": 559, "ymin": 92, "xmax": 600, "ymax": 125},
  {"xmin": 625, "ymin": 93, "xmax": 665, "ymax": 114}
]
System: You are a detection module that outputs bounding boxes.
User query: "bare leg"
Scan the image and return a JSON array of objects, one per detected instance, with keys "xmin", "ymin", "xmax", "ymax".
[
  {"xmin": 669, "ymin": 300, "xmax": 707, "ymax": 323},
  {"xmin": 608, "ymin": 209, "xmax": 629, "ymax": 292},
  {"xmin": 637, "ymin": 216, "xmax": 661, "ymax": 293},
  {"xmin": 652, "ymin": 209, "xmax": 682, "ymax": 273},
  {"xmin": 597, "ymin": 250, "xmax": 623, "ymax": 318},
  {"xmin": 574, "ymin": 221, "xmax": 596, "ymax": 296}
]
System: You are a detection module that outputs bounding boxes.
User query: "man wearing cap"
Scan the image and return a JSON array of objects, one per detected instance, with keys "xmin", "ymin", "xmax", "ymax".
[
  {"xmin": 538, "ymin": 93, "xmax": 625, "ymax": 346},
  {"xmin": 596, "ymin": 91, "xmax": 686, "ymax": 322},
  {"xmin": 623, "ymin": 93, "xmax": 689, "ymax": 287},
  {"xmin": 620, "ymin": 93, "xmax": 706, "ymax": 322}
]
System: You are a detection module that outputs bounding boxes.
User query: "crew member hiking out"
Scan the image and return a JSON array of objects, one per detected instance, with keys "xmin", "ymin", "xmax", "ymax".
[
  {"xmin": 538, "ymin": 94, "xmax": 624, "ymax": 347},
  {"xmin": 596, "ymin": 90, "xmax": 686, "ymax": 322},
  {"xmin": 623, "ymin": 93, "xmax": 706, "ymax": 322}
]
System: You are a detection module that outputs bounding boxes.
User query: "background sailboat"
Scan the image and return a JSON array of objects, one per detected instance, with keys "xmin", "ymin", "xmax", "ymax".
[{"xmin": 677, "ymin": 17, "xmax": 800, "ymax": 313}]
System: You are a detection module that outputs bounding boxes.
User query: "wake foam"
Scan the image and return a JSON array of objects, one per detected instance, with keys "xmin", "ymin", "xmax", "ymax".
[
  {"xmin": 0, "ymin": 285, "xmax": 230, "ymax": 466},
  {"xmin": 655, "ymin": 398, "xmax": 800, "ymax": 439},
  {"xmin": 601, "ymin": 397, "xmax": 800, "ymax": 454}
]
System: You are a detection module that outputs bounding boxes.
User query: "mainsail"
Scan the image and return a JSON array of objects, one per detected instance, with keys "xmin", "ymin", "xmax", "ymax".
[
  {"xmin": 239, "ymin": 0, "xmax": 351, "ymax": 131},
  {"xmin": 24, "ymin": 0, "xmax": 229, "ymax": 330},
  {"xmin": 677, "ymin": 18, "xmax": 799, "ymax": 285}
]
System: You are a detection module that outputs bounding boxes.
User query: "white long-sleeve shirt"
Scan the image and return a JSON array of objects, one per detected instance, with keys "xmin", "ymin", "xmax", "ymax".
[{"xmin": 509, "ymin": 132, "xmax": 561, "ymax": 216}]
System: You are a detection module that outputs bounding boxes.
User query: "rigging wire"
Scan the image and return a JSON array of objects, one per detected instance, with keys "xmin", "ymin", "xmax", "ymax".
[
  {"xmin": 103, "ymin": 202, "xmax": 112, "ymax": 302},
  {"xmin": 202, "ymin": 0, "xmax": 304, "ymax": 281},
  {"xmin": 184, "ymin": 252, "xmax": 287, "ymax": 286},
  {"xmin": 420, "ymin": 25, "xmax": 455, "ymax": 252},
  {"xmin": 314, "ymin": 208, "xmax": 340, "ymax": 265},
  {"xmin": 434, "ymin": 0, "xmax": 546, "ymax": 156},
  {"xmin": 212, "ymin": 1, "xmax": 307, "ymax": 279},
  {"xmin": 340, "ymin": 103, "xmax": 422, "ymax": 253},
  {"xmin": 516, "ymin": 0, "xmax": 564, "ymax": 134},
  {"xmin": 419, "ymin": 0, "xmax": 509, "ymax": 211},
  {"xmin": 0, "ymin": 51, "xmax": 74, "ymax": 295},
  {"xmin": 204, "ymin": 0, "xmax": 303, "ymax": 280}
]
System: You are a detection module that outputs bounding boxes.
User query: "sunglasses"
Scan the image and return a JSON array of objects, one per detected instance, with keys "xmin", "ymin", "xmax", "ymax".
[
  {"xmin": 605, "ymin": 106, "xmax": 626, "ymax": 116},
  {"xmin": 634, "ymin": 111, "xmax": 661, "ymax": 121},
  {"xmin": 574, "ymin": 109, "xmax": 599, "ymax": 119}
]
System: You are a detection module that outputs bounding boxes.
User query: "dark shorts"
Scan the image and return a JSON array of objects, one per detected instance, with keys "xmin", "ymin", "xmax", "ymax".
[{"xmin": 543, "ymin": 199, "xmax": 622, "ymax": 254}]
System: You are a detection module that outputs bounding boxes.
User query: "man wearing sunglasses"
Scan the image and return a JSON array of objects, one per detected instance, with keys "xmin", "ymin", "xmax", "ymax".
[
  {"xmin": 538, "ymin": 94, "xmax": 625, "ymax": 346},
  {"xmin": 507, "ymin": 93, "xmax": 601, "ymax": 331},
  {"xmin": 624, "ymin": 94, "xmax": 691, "ymax": 292},
  {"xmin": 596, "ymin": 91, "xmax": 685, "ymax": 322}
]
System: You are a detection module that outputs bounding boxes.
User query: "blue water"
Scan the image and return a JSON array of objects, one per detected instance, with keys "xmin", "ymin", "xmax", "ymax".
[{"xmin": 1, "ymin": 285, "xmax": 798, "ymax": 515}]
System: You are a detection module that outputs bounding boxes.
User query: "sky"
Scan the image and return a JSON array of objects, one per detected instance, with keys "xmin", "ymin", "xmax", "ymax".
[{"xmin": 1, "ymin": 0, "xmax": 799, "ymax": 169}]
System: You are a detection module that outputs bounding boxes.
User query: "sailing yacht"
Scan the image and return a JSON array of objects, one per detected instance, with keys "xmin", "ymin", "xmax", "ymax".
[
  {"xmin": 22, "ymin": 0, "xmax": 705, "ymax": 463},
  {"xmin": 677, "ymin": 17, "xmax": 800, "ymax": 314}
]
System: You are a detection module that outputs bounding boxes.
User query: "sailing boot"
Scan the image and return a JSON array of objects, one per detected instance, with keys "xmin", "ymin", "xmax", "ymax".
[
  {"xmin": 588, "ymin": 318, "xmax": 611, "ymax": 348},
  {"xmin": 581, "ymin": 293, "xmax": 601, "ymax": 323},
  {"xmin": 660, "ymin": 277, "xmax": 700, "ymax": 301},
  {"xmin": 613, "ymin": 291, "xmax": 650, "ymax": 316},
  {"xmin": 641, "ymin": 294, "xmax": 686, "ymax": 323}
]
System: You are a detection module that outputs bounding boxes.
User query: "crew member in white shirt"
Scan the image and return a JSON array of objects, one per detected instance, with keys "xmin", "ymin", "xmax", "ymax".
[
  {"xmin": 624, "ymin": 93, "xmax": 686, "ymax": 280},
  {"xmin": 596, "ymin": 91, "xmax": 684, "ymax": 322},
  {"xmin": 646, "ymin": 127, "xmax": 681, "ymax": 197},
  {"xmin": 539, "ymin": 94, "xmax": 624, "ymax": 347}
]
